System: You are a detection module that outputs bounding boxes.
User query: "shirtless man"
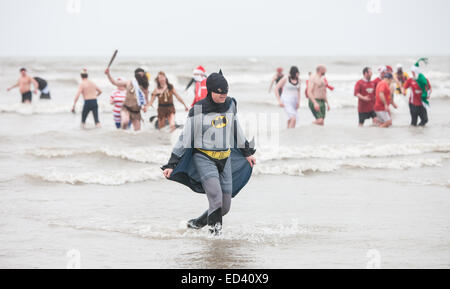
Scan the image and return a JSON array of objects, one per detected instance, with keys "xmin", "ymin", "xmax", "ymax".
[
  {"xmin": 308, "ymin": 65, "xmax": 330, "ymax": 126},
  {"xmin": 7, "ymin": 68, "xmax": 39, "ymax": 104},
  {"xmin": 72, "ymin": 69, "xmax": 102, "ymax": 128}
]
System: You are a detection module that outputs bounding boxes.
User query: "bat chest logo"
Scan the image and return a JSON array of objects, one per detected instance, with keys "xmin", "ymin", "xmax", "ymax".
[{"xmin": 211, "ymin": 115, "xmax": 228, "ymax": 129}]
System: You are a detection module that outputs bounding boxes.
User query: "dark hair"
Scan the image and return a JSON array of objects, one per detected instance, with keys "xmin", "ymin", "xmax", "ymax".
[
  {"xmin": 20, "ymin": 68, "xmax": 26, "ymax": 72},
  {"xmin": 80, "ymin": 73, "xmax": 88, "ymax": 79},
  {"xmin": 363, "ymin": 67, "xmax": 371, "ymax": 75},
  {"xmin": 134, "ymin": 68, "xmax": 149, "ymax": 90},
  {"xmin": 135, "ymin": 68, "xmax": 145, "ymax": 74},
  {"xmin": 289, "ymin": 66, "xmax": 299, "ymax": 80},
  {"xmin": 384, "ymin": 73, "xmax": 393, "ymax": 79},
  {"xmin": 155, "ymin": 71, "xmax": 174, "ymax": 91}
]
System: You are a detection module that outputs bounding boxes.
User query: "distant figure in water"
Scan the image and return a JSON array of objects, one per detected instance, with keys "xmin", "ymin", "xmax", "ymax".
[
  {"xmin": 6, "ymin": 68, "xmax": 39, "ymax": 104},
  {"xmin": 354, "ymin": 67, "xmax": 377, "ymax": 127},
  {"xmin": 105, "ymin": 73, "xmax": 127, "ymax": 129},
  {"xmin": 106, "ymin": 67, "xmax": 149, "ymax": 131},
  {"xmin": 308, "ymin": 65, "xmax": 331, "ymax": 126},
  {"xmin": 269, "ymin": 67, "xmax": 284, "ymax": 95},
  {"xmin": 394, "ymin": 64, "xmax": 409, "ymax": 95},
  {"xmin": 405, "ymin": 60, "xmax": 432, "ymax": 127},
  {"xmin": 185, "ymin": 66, "xmax": 208, "ymax": 106},
  {"xmin": 34, "ymin": 77, "xmax": 51, "ymax": 99},
  {"xmin": 275, "ymin": 66, "xmax": 301, "ymax": 129},
  {"xmin": 306, "ymin": 71, "xmax": 333, "ymax": 99},
  {"xmin": 150, "ymin": 71, "xmax": 189, "ymax": 133},
  {"xmin": 374, "ymin": 73, "xmax": 397, "ymax": 128},
  {"xmin": 72, "ymin": 69, "xmax": 103, "ymax": 129}
]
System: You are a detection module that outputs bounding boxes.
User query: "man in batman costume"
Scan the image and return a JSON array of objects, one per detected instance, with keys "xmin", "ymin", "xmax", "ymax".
[{"xmin": 162, "ymin": 70, "xmax": 256, "ymax": 235}]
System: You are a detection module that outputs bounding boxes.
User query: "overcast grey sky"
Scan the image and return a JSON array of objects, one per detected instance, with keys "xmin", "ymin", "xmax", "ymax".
[{"xmin": 0, "ymin": 0, "xmax": 449, "ymax": 57}]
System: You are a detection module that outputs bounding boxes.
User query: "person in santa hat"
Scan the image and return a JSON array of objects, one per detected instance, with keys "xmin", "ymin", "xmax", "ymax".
[{"xmin": 185, "ymin": 66, "xmax": 208, "ymax": 106}]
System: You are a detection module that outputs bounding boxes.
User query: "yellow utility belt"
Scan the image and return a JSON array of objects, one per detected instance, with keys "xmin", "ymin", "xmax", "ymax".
[{"xmin": 197, "ymin": 149, "xmax": 231, "ymax": 160}]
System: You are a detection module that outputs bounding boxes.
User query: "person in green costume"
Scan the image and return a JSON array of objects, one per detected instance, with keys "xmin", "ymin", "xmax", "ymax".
[
  {"xmin": 411, "ymin": 58, "xmax": 431, "ymax": 106},
  {"xmin": 404, "ymin": 58, "xmax": 432, "ymax": 126}
]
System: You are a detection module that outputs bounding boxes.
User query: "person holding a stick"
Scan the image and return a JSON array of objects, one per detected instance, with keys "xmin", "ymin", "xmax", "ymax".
[
  {"xmin": 104, "ymin": 50, "xmax": 150, "ymax": 131},
  {"xmin": 105, "ymin": 67, "xmax": 149, "ymax": 131}
]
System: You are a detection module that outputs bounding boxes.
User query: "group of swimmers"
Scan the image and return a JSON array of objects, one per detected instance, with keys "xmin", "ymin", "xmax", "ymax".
[
  {"xmin": 4, "ymin": 61, "xmax": 432, "ymax": 236},
  {"xmin": 74, "ymin": 66, "xmax": 209, "ymax": 131},
  {"xmin": 7, "ymin": 58, "xmax": 432, "ymax": 131},
  {"xmin": 271, "ymin": 58, "xmax": 431, "ymax": 129},
  {"xmin": 354, "ymin": 61, "xmax": 431, "ymax": 128},
  {"xmin": 6, "ymin": 68, "xmax": 51, "ymax": 103},
  {"xmin": 270, "ymin": 65, "xmax": 334, "ymax": 128}
]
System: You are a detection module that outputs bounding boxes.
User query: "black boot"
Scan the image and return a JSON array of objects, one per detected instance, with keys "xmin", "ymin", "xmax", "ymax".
[
  {"xmin": 207, "ymin": 208, "xmax": 223, "ymax": 236},
  {"xmin": 187, "ymin": 211, "xmax": 208, "ymax": 230}
]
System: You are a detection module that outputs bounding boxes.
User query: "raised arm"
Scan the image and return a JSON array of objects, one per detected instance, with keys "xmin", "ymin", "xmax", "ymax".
[{"xmin": 105, "ymin": 68, "xmax": 120, "ymax": 87}]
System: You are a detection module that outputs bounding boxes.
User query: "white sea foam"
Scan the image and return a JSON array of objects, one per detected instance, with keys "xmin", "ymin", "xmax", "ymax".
[
  {"xmin": 254, "ymin": 158, "xmax": 443, "ymax": 176},
  {"xmin": 257, "ymin": 143, "xmax": 450, "ymax": 162},
  {"xmin": 27, "ymin": 146, "xmax": 171, "ymax": 164},
  {"xmin": 28, "ymin": 166, "xmax": 163, "ymax": 185},
  {"xmin": 47, "ymin": 218, "xmax": 308, "ymax": 244},
  {"xmin": 0, "ymin": 101, "xmax": 114, "ymax": 114},
  {"xmin": 25, "ymin": 155, "xmax": 444, "ymax": 185},
  {"xmin": 27, "ymin": 142, "xmax": 450, "ymax": 166}
]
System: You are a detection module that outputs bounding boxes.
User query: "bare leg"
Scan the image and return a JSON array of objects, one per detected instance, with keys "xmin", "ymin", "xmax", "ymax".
[
  {"xmin": 168, "ymin": 113, "xmax": 176, "ymax": 133},
  {"xmin": 158, "ymin": 116, "xmax": 165, "ymax": 130},
  {"xmin": 379, "ymin": 120, "xmax": 392, "ymax": 128},
  {"xmin": 313, "ymin": 119, "xmax": 324, "ymax": 126},
  {"xmin": 132, "ymin": 120, "xmax": 141, "ymax": 131},
  {"xmin": 290, "ymin": 117, "xmax": 296, "ymax": 129},
  {"xmin": 121, "ymin": 111, "xmax": 130, "ymax": 129}
]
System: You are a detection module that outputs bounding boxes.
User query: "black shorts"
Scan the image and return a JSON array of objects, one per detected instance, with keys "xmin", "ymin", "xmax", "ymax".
[
  {"xmin": 359, "ymin": 111, "xmax": 377, "ymax": 124},
  {"xmin": 40, "ymin": 92, "xmax": 51, "ymax": 99},
  {"xmin": 81, "ymin": 99, "xmax": 100, "ymax": 124},
  {"xmin": 22, "ymin": 91, "xmax": 32, "ymax": 103}
]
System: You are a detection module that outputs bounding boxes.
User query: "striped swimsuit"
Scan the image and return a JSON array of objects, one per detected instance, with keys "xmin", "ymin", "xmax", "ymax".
[{"xmin": 110, "ymin": 89, "xmax": 126, "ymax": 125}]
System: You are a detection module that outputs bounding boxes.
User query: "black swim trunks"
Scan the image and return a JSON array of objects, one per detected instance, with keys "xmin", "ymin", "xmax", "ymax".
[
  {"xmin": 22, "ymin": 91, "xmax": 32, "ymax": 103},
  {"xmin": 358, "ymin": 111, "xmax": 377, "ymax": 124},
  {"xmin": 81, "ymin": 99, "xmax": 100, "ymax": 124},
  {"xmin": 40, "ymin": 92, "xmax": 51, "ymax": 99}
]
